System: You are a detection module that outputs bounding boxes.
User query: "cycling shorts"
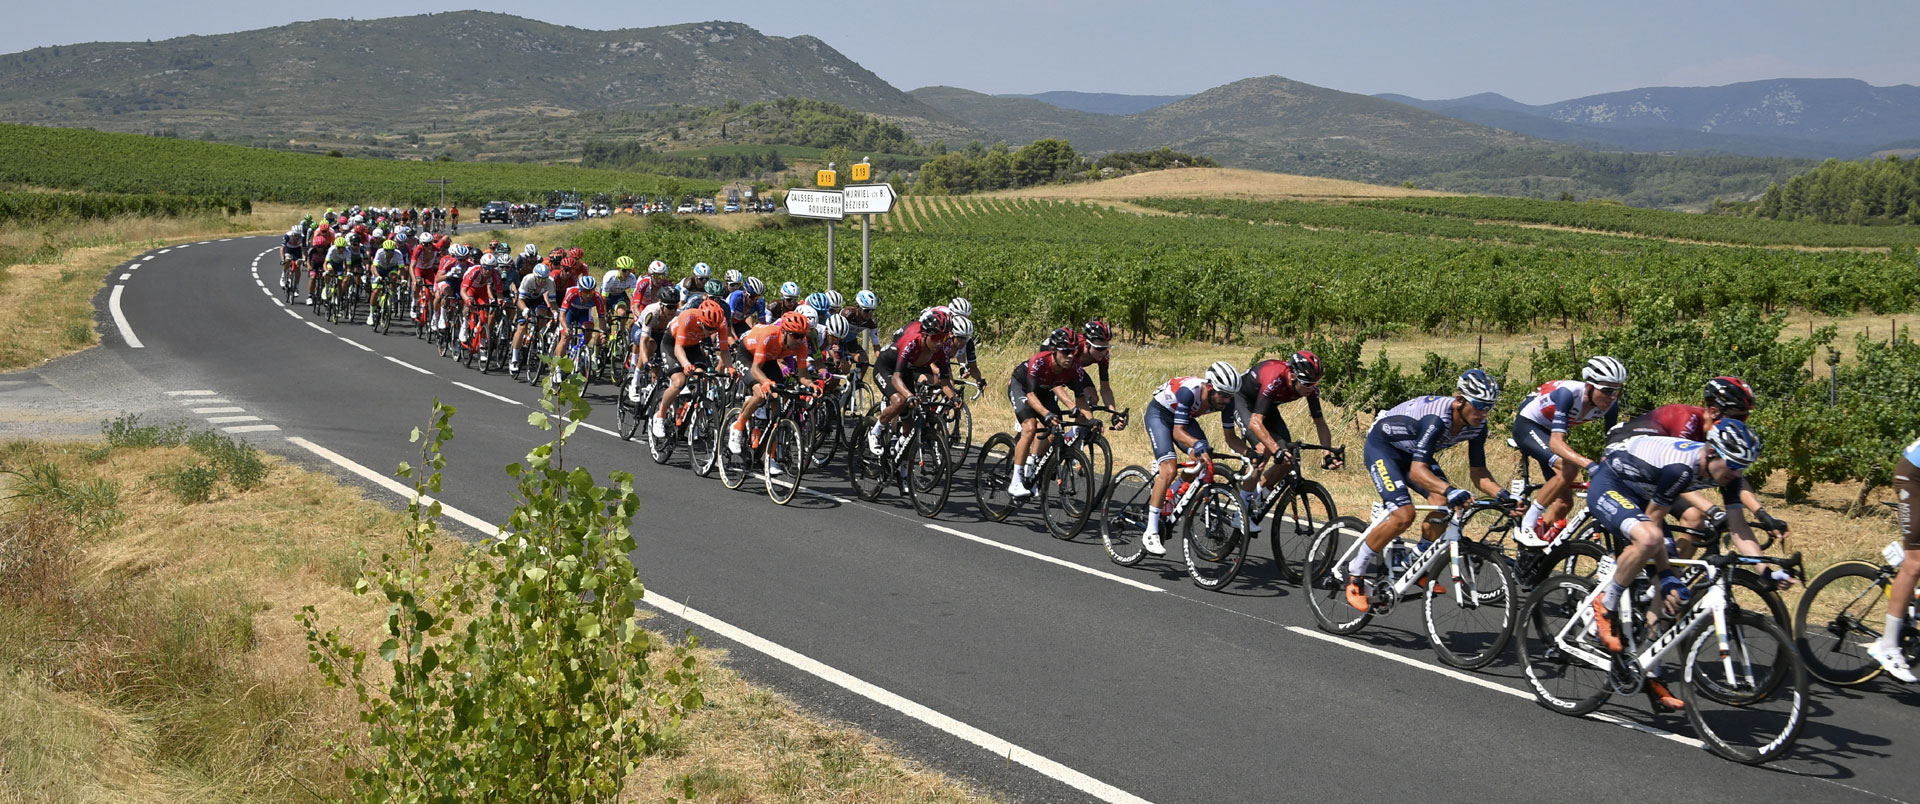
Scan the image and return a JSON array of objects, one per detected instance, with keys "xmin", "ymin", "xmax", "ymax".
[
  {"xmin": 561, "ymin": 306, "xmax": 594, "ymax": 329},
  {"xmin": 1144, "ymin": 400, "xmax": 1206, "ymax": 467},
  {"xmin": 1897, "ymin": 458, "xmax": 1918, "ymax": 550},
  {"xmin": 1513, "ymin": 417, "xmax": 1559, "ymax": 481},
  {"xmin": 1362, "ymin": 428, "xmax": 1449, "ymax": 511},
  {"xmin": 662, "ymin": 345, "xmax": 710, "ymax": 377},
  {"xmin": 874, "ymin": 348, "xmax": 932, "ymax": 396},
  {"xmin": 1586, "ymin": 463, "xmax": 1653, "ymax": 539},
  {"xmin": 1008, "ymin": 375, "xmax": 1066, "ymax": 425},
  {"xmin": 606, "ymin": 292, "xmax": 629, "ymax": 313},
  {"xmin": 1233, "ymin": 401, "xmax": 1296, "ymax": 454}
]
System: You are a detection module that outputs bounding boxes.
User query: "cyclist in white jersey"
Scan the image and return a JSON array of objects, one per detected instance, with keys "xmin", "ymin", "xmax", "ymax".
[{"xmin": 1512, "ymin": 356, "xmax": 1625, "ymax": 545}]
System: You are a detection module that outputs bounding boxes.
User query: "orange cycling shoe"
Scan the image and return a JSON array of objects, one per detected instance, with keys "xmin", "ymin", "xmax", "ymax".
[
  {"xmin": 1592, "ymin": 597, "xmax": 1624, "ymax": 653},
  {"xmin": 1344, "ymin": 578, "xmax": 1371, "ymax": 612}
]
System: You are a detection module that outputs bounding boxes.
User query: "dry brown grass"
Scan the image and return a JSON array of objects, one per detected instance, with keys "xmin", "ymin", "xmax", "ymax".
[{"xmin": 985, "ymin": 167, "xmax": 1451, "ymax": 202}]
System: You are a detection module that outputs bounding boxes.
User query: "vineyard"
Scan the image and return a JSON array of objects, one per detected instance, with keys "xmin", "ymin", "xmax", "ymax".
[
  {"xmin": 0, "ymin": 124, "xmax": 712, "ymax": 206},
  {"xmin": 0, "ymin": 190, "xmax": 247, "ymax": 223},
  {"xmin": 1360, "ymin": 196, "xmax": 1920, "ymax": 248}
]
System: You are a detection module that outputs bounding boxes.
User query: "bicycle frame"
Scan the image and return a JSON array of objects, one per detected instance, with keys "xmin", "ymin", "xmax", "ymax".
[
  {"xmin": 1329, "ymin": 505, "xmax": 1483, "ymax": 609},
  {"xmin": 1553, "ymin": 556, "xmax": 1739, "ymax": 678}
]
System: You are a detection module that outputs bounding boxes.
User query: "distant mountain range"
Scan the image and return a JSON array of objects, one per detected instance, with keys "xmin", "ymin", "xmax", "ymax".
[{"xmin": 995, "ymin": 91, "xmax": 1188, "ymax": 116}]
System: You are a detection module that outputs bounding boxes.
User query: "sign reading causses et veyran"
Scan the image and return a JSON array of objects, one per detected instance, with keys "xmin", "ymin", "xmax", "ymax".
[{"xmin": 784, "ymin": 189, "xmax": 845, "ymax": 221}]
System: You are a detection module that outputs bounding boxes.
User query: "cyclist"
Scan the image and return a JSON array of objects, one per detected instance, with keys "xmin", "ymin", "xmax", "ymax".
[
  {"xmin": 305, "ymin": 224, "xmax": 336, "ymax": 305},
  {"xmin": 321, "ymin": 234, "xmax": 354, "ymax": 306},
  {"xmin": 281, "ymin": 226, "xmax": 306, "ymax": 271},
  {"xmin": 636, "ymin": 260, "xmax": 670, "ymax": 306},
  {"xmin": 368, "ymin": 239, "xmax": 408, "ymax": 325},
  {"xmin": 431, "ymin": 245, "xmax": 472, "ymax": 335},
  {"xmin": 408, "ymin": 235, "xmax": 444, "ymax": 318},
  {"xmin": 625, "ymin": 285, "xmax": 682, "ymax": 401},
  {"xmin": 509, "ymin": 263, "xmax": 555, "ymax": 376},
  {"xmin": 1605, "ymin": 376, "xmax": 1788, "ymax": 550},
  {"xmin": 726, "ymin": 277, "xmax": 769, "ymax": 336},
  {"xmin": 865, "ymin": 308, "xmax": 958, "ymax": 455},
  {"xmin": 1074, "ymin": 320, "xmax": 1122, "ymax": 414},
  {"xmin": 1587, "ymin": 421, "xmax": 1768, "ymax": 708},
  {"xmin": 1348, "ymin": 370, "xmax": 1513, "ymax": 610},
  {"xmin": 602, "ymin": 255, "xmax": 640, "ymax": 322},
  {"xmin": 723, "ymin": 269, "xmax": 745, "ymax": 295},
  {"xmin": 729, "ymin": 312, "xmax": 817, "ymax": 474},
  {"xmin": 769, "ymin": 282, "xmax": 803, "ymax": 320},
  {"xmin": 680, "ymin": 262, "xmax": 714, "ymax": 298},
  {"xmin": 1006, "ymin": 328, "xmax": 1095, "ymax": 498},
  {"xmin": 1139, "ymin": 361, "xmax": 1246, "ymax": 556},
  {"xmin": 943, "ymin": 298, "xmax": 986, "ymax": 388},
  {"xmin": 458, "ymin": 252, "xmax": 502, "ymax": 345},
  {"xmin": 651, "ymin": 300, "xmax": 734, "ymax": 440},
  {"xmin": 1513, "ymin": 356, "xmax": 1626, "ymax": 545},
  {"xmin": 551, "ymin": 274, "xmax": 605, "ymax": 364},
  {"xmin": 842, "ymin": 290, "xmax": 882, "ymax": 381},
  {"xmin": 1231, "ymin": 351, "xmax": 1340, "ymax": 529},
  {"xmin": 1871, "ymin": 436, "xmax": 1920, "ymax": 682}
]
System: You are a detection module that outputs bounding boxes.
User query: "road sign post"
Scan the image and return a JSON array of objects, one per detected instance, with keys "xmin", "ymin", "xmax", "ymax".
[{"xmin": 842, "ymin": 183, "xmax": 896, "ymax": 292}]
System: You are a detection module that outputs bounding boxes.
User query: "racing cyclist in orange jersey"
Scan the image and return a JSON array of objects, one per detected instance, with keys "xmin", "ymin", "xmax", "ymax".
[
  {"xmin": 864, "ymin": 308, "xmax": 959, "ymax": 455},
  {"xmin": 650, "ymin": 300, "xmax": 734, "ymax": 440},
  {"xmin": 727, "ymin": 312, "xmax": 818, "ymax": 472}
]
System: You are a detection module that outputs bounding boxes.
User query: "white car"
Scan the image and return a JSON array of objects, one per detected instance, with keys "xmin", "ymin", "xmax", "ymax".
[
  {"xmin": 588, "ymin": 204, "xmax": 611, "ymax": 218},
  {"xmin": 676, "ymin": 202, "xmax": 694, "ymax": 214}
]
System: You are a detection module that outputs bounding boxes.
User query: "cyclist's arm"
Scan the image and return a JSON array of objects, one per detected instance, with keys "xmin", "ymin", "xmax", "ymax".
[{"xmin": 1545, "ymin": 387, "xmax": 1594, "ymax": 469}]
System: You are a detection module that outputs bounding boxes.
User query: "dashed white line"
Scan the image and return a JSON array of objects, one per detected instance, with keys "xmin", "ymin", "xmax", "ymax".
[
  {"xmin": 222, "ymin": 424, "xmax": 281, "ymax": 434},
  {"xmin": 452, "ymin": 381, "xmax": 521, "ymax": 405},
  {"xmin": 384, "ymin": 356, "xmax": 434, "ymax": 375},
  {"xmin": 206, "ymin": 415, "xmax": 262, "ymax": 424},
  {"xmin": 157, "ymin": 249, "xmax": 171, "ymax": 254},
  {"xmin": 108, "ymin": 285, "xmax": 142, "ymax": 348},
  {"xmin": 578, "ymin": 421, "xmax": 620, "ymax": 437},
  {"xmin": 924, "ymin": 524, "xmax": 1164, "ymax": 593},
  {"xmin": 165, "ymin": 390, "xmax": 215, "ymax": 397},
  {"xmin": 182, "ymin": 398, "xmax": 231, "ymax": 405},
  {"xmin": 338, "ymin": 337, "xmax": 374, "ymax": 352},
  {"xmin": 261, "ymin": 287, "xmax": 274, "ymax": 296},
  {"xmin": 120, "ymin": 273, "xmax": 131, "ymax": 281},
  {"xmin": 141, "ymin": 255, "xmax": 154, "ymax": 261},
  {"xmin": 284, "ymin": 309, "xmax": 303, "ymax": 319},
  {"xmin": 191, "ymin": 406, "xmax": 245, "ymax": 414},
  {"xmin": 272, "ymin": 298, "xmax": 286, "ymax": 308}
]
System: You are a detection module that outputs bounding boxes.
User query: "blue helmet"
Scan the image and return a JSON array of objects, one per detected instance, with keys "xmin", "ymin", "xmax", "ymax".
[
  {"xmin": 1456, "ymin": 369, "xmax": 1501, "ymax": 406},
  {"xmin": 779, "ymin": 281, "xmax": 802, "ymax": 300},
  {"xmin": 693, "ymin": 262, "xmax": 712, "ymax": 279},
  {"xmin": 575, "ymin": 275, "xmax": 597, "ymax": 292},
  {"xmin": 855, "ymin": 289, "xmax": 879, "ymax": 310},
  {"xmin": 1705, "ymin": 418, "xmax": 1762, "ymax": 470},
  {"xmin": 806, "ymin": 291, "xmax": 833, "ymax": 311}
]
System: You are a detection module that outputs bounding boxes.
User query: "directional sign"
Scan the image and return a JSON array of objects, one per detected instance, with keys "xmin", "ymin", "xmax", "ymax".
[
  {"xmin": 785, "ymin": 189, "xmax": 844, "ymax": 220},
  {"xmin": 842, "ymin": 184, "xmax": 897, "ymax": 215}
]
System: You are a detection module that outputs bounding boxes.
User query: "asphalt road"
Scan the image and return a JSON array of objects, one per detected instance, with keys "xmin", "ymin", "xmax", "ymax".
[{"xmin": 57, "ymin": 233, "xmax": 1920, "ymax": 803}]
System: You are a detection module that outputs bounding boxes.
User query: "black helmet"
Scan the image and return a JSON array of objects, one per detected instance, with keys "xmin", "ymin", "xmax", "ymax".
[
  {"xmin": 656, "ymin": 285, "xmax": 681, "ymax": 307},
  {"xmin": 1043, "ymin": 326, "xmax": 1079, "ymax": 353}
]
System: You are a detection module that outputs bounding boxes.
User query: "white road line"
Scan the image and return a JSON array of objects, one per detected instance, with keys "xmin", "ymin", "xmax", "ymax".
[
  {"xmin": 166, "ymin": 390, "xmax": 215, "ymax": 397},
  {"xmin": 273, "ymin": 298, "xmax": 286, "ymax": 308},
  {"xmin": 141, "ymin": 255, "xmax": 154, "ymax": 261},
  {"xmin": 284, "ymin": 436, "xmax": 498, "ymax": 536},
  {"xmin": 579, "ymin": 422, "xmax": 619, "ymax": 437},
  {"xmin": 120, "ymin": 273, "xmax": 131, "ymax": 281},
  {"xmin": 157, "ymin": 248, "xmax": 171, "ymax": 254},
  {"xmin": 261, "ymin": 287, "xmax": 274, "ymax": 296},
  {"xmin": 452, "ymin": 381, "xmax": 521, "ymax": 405},
  {"xmin": 191, "ymin": 406, "xmax": 245, "ymax": 414},
  {"xmin": 108, "ymin": 285, "xmax": 142, "ymax": 348},
  {"xmin": 924, "ymin": 524, "xmax": 1164, "ymax": 593},
  {"xmin": 182, "ymin": 398, "xmax": 231, "ymax": 405},
  {"xmin": 305, "ymin": 321, "xmax": 330, "ymax": 334},
  {"xmin": 384, "ymin": 356, "xmax": 434, "ymax": 375},
  {"xmin": 338, "ymin": 337, "xmax": 374, "ymax": 352},
  {"xmin": 1283, "ymin": 626, "xmax": 1702, "ymax": 748},
  {"xmin": 222, "ymin": 424, "xmax": 281, "ymax": 434},
  {"xmin": 279, "ymin": 434, "xmax": 1146, "ymax": 804},
  {"xmin": 284, "ymin": 308, "xmax": 303, "ymax": 319},
  {"xmin": 206, "ymin": 415, "xmax": 261, "ymax": 424}
]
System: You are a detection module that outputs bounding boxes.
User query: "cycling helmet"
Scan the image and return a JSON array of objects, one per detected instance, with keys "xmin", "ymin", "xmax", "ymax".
[
  {"xmin": 825, "ymin": 290, "xmax": 845, "ymax": 309},
  {"xmin": 702, "ymin": 279, "xmax": 723, "ymax": 296},
  {"xmin": 725, "ymin": 269, "xmax": 743, "ymax": 285},
  {"xmin": 576, "ymin": 275, "xmax": 597, "ymax": 292},
  {"xmin": 522, "ymin": 243, "xmax": 538, "ymax": 256},
  {"xmin": 533, "ymin": 264, "xmax": 550, "ymax": 278},
  {"xmin": 693, "ymin": 262, "xmax": 711, "ymax": 279},
  {"xmin": 744, "ymin": 277, "xmax": 766, "ymax": 296},
  {"xmin": 1705, "ymin": 418, "xmax": 1762, "ymax": 470},
  {"xmin": 450, "ymin": 244, "xmax": 471, "ymax": 258},
  {"xmin": 647, "ymin": 259, "xmax": 668, "ymax": 275},
  {"xmin": 1704, "ymin": 376, "xmax": 1755, "ymax": 411},
  {"xmin": 288, "ymin": 225, "xmax": 302, "ymax": 237},
  {"xmin": 1288, "ymin": 350, "xmax": 1324, "ymax": 383},
  {"xmin": 393, "ymin": 233, "xmax": 410, "ymax": 244},
  {"xmin": 567, "ymin": 247, "xmax": 584, "ymax": 261},
  {"xmin": 1456, "ymin": 368, "xmax": 1502, "ymax": 406},
  {"xmin": 779, "ymin": 281, "xmax": 802, "ymax": 300},
  {"xmin": 549, "ymin": 248, "xmax": 566, "ymax": 261},
  {"xmin": 655, "ymin": 285, "xmax": 681, "ymax": 307},
  {"xmin": 700, "ymin": 302, "xmax": 727, "ymax": 330},
  {"xmin": 1043, "ymin": 326, "xmax": 1079, "ymax": 353},
  {"xmin": 615, "ymin": 255, "xmax": 635, "ymax": 270},
  {"xmin": 372, "ymin": 228, "xmax": 385, "ymax": 239},
  {"xmin": 855, "ymin": 289, "xmax": 879, "ymax": 310},
  {"xmin": 824, "ymin": 314, "xmax": 851, "ymax": 340},
  {"xmin": 806, "ymin": 292, "xmax": 833, "ymax": 311},
  {"xmin": 1204, "ymin": 361, "xmax": 1240, "ymax": 394},
  {"xmin": 478, "ymin": 253, "xmax": 496, "ymax": 267},
  {"xmin": 797, "ymin": 305, "xmax": 820, "ymax": 326},
  {"xmin": 381, "ymin": 239, "xmax": 397, "ymax": 251},
  {"xmin": 1082, "ymin": 319, "xmax": 1112, "ymax": 346},
  {"xmin": 919, "ymin": 307, "xmax": 952, "ymax": 334},
  {"xmin": 951, "ymin": 315, "xmax": 975, "ymax": 339},
  {"xmin": 1582, "ymin": 355, "xmax": 1627, "ymax": 386},
  {"xmin": 948, "ymin": 297, "xmax": 972, "ymax": 318},
  {"xmin": 779, "ymin": 311, "xmax": 810, "ymax": 335}
]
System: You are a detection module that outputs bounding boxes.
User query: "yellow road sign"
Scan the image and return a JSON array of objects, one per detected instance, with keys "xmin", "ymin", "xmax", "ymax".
[{"xmin": 817, "ymin": 169, "xmax": 838, "ymax": 188}]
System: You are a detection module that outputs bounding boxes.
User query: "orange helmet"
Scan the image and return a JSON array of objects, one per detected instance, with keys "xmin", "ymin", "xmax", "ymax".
[
  {"xmin": 779, "ymin": 311, "xmax": 809, "ymax": 335},
  {"xmin": 699, "ymin": 300, "xmax": 727, "ymax": 330},
  {"xmin": 568, "ymin": 247, "xmax": 585, "ymax": 261}
]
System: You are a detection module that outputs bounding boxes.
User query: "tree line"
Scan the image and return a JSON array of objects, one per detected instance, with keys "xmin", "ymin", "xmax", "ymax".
[
  {"xmin": 1755, "ymin": 154, "xmax": 1920, "ymax": 225},
  {"xmin": 915, "ymin": 140, "xmax": 1215, "ymax": 195}
]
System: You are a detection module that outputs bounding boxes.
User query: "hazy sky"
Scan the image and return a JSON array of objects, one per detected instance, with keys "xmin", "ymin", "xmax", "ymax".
[{"xmin": 7, "ymin": 1, "xmax": 1916, "ymax": 104}]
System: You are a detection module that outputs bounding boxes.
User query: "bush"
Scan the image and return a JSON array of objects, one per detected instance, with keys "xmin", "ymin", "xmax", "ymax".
[
  {"xmin": 155, "ymin": 462, "xmax": 218, "ymax": 504},
  {"xmin": 187, "ymin": 430, "xmax": 269, "ymax": 491},
  {"xmin": 102, "ymin": 413, "xmax": 185, "ymax": 448}
]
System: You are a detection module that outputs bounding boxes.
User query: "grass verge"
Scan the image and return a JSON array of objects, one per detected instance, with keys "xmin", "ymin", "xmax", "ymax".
[{"xmin": 0, "ymin": 423, "xmax": 995, "ymax": 804}]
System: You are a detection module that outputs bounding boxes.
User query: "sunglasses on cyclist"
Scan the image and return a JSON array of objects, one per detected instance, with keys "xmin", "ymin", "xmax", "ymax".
[
  {"xmin": 1467, "ymin": 398, "xmax": 1496, "ymax": 411},
  {"xmin": 1594, "ymin": 384, "xmax": 1622, "ymax": 396},
  {"xmin": 1720, "ymin": 407, "xmax": 1749, "ymax": 421}
]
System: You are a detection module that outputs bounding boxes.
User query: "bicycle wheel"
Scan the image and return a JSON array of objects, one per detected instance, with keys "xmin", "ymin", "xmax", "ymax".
[
  {"xmin": 689, "ymin": 401, "xmax": 720, "ymax": 478},
  {"xmin": 648, "ymin": 401, "xmax": 679, "ymax": 465},
  {"xmin": 1302, "ymin": 516, "xmax": 1373, "ymax": 635},
  {"xmin": 1081, "ymin": 433, "xmax": 1114, "ymax": 507},
  {"xmin": 1681, "ymin": 610, "xmax": 1808, "ymax": 765},
  {"xmin": 1101, "ymin": 466, "xmax": 1154, "ymax": 566},
  {"xmin": 1182, "ymin": 482, "xmax": 1250, "ymax": 591},
  {"xmin": 717, "ymin": 406, "xmax": 750, "ymax": 490},
  {"xmin": 462, "ymin": 324, "xmax": 479, "ymax": 369},
  {"xmin": 1516, "ymin": 575, "xmax": 1613, "ymax": 716},
  {"xmin": 1041, "ymin": 444, "xmax": 1097, "ymax": 540},
  {"xmin": 906, "ymin": 420, "xmax": 951, "ymax": 518},
  {"xmin": 1423, "ymin": 540, "xmax": 1518, "ymax": 669},
  {"xmin": 1705, "ymin": 570, "xmax": 1792, "ymax": 632},
  {"xmin": 766, "ymin": 419, "xmax": 804, "ymax": 505},
  {"xmin": 973, "ymin": 433, "xmax": 1018, "ymax": 522},
  {"xmin": 848, "ymin": 420, "xmax": 889, "ymax": 502},
  {"xmin": 805, "ymin": 400, "xmax": 841, "ymax": 473},
  {"xmin": 1792, "ymin": 560, "xmax": 1890, "ymax": 686},
  {"xmin": 1267, "ymin": 480, "xmax": 1336, "ymax": 586},
  {"xmin": 946, "ymin": 404, "xmax": 973, "ymax": 469},
  {"xmin": 372, "ymin": 292, "xmax": 390, "ymax": 335},
  {"xmin": 1461, "ymin": 502, "xmax": 1521, "ymax": 565}
]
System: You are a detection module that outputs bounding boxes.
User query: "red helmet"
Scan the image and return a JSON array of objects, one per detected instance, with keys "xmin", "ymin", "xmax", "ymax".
[
  {"xmin": 549, "ymin": 248, "xmax": 565, "ymax": 260},
  {"xmin": 1287, "ymin": 350, "xmax": 1324, "ymax": 383},
  {"xmin": 559, "ymin": 257, "xmax": 579, "ymax": 270},
  {"xmin": 779, "ymin": 311, "xmax": 810, "ymax": 335},
  {"xmin": 1705, "ymin": 376, "xmax": 1754, "ymax": 412},
  {"xmin": 918, "ymin": 307, "xmax": 951, "ymax": 335},
  {"xmin": 1082, "ymin": 319, "xmax": 1112, "ymax": 346},
  {"xmin": 568, "ymin": 247, "xmax": 585, "ymax": 261}
]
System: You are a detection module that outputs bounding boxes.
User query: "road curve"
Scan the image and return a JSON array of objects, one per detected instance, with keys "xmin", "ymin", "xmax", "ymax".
[{"xmin": 76, "ymin": 233, "xmax": 1920, "ymax": 804}]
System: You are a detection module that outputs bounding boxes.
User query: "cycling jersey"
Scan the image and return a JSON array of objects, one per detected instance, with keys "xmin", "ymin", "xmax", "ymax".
[
  {"xmin": 371, "ymin": 248, "xmax": 406, "ymax": 274},
  {"xmin": 1233, "ymin": 359, "xmax": 1324, "ymax": 425},
  {"xmin": 725, "ymin": 289, "xmax": 767, "ymax": 325},
  {"xmin": 410, "ymin": 244, "xmax": 439, "ymax": 280},
  {"xmin": 1906, "ymin": 436, "xmax": 1920, "ymax": 466},
  {"xmin": 281, "ymin": 232, "xmax": 304, "ymax": 254},
  {"xmin": 740, "ymin": 323, "xmax": 808, "ymax": 365},
  {"xmin": 1516, "ymin": 380, "xmax": 1620, "ymax": 433},
  {"xmin": 324, "ymin": 243, "xmax": 352, "ymax": 267},
  {"xmin": 1599, "ymin": 436, "xmax": 1733, "ymax": 509},
  {"xmin": 460, "ymin": 267, "xmax": 498, "ymax": 306},
  {"xmin": 1370, "ymin": 395, "xmax": 1489, "ymax": 466},
  {"xmin": 1074, "ymin": 334, "xmax": 1111, "ymax": 383},
  {"xmin": 892, "ymin": 322, "xmax": 944, "ymax": 370},
  {"xmin": 516, "ymin": 274, "xmax": 552, "ymax": 307},
  {"xmin": 1151, "ymin": 377, "xmax": 1233, "ymax": 431},
  {"xmin": 1014, "ymin": 351, "xmax": 1086, "ymax": 393},
  {"xmin": 634, "ymin": 301, "xmax": 673, "ymax": 343},
  {"xmin": 601, "ymin": 270, "xmax": 638, "ymax": 302},
  {"xmin": 558, "ymin": 287, "xmax": 603, "ymax": 327},
  {"xmin": 668, "ymin": 308, "xmax": 732, "ymax": 350}
]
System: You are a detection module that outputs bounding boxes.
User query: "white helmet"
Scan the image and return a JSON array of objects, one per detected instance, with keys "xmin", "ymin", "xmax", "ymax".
[
  {"xmin": 534, "ymin": 264, "xmax": 550, "ymax": 278},
  {"xmin": 1205, "ymin": 361, "xmax": 1239, "ymax": 394},
  {"xmin": 951, "ymin": 315, "xmax": 975, "ymax": 339},
  {"xmin": 647, "ymin": 260, "xmax": 668, "ymax": 275},
  {"xmin": 522, "ymin": 243, "xmax": 538, "ymax": 256},
  {"xmin": 824, "ymin": 314, "xmax": 851, "ymax": 340},
  {"xmin": 948, "ymin": 297, "xmax": 972, "ymax": 318},
  {"xmin": 693, "ymin": 262, "xmax": 712, "ymax": 278},
  {"xmin": 797, "ymin": 305, "xmax": 820, "ymax": 326},
  {"xmin": 478, "ymin": 253, "xmax": 496, "ymax": 267},
  {"xmin": 1582, "ymin": 355, "xmax": 1627, "ymax": 386}
]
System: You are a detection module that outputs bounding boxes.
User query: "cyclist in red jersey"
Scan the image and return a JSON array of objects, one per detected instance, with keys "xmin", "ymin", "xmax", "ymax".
[
  {"xmin": 1230, "ymin": 351, "xmax": 1341, "ymax": 526},
  {"xmin": 1005, "ymin": 328, "xmax": 1094, "ymax": 498},
  {"xmin": 458, "ymin": 253, "xmax": 501, "ymax": 344},
  {"xmin": 1605, "ymin": 376, "xmax": 1789, "ymax": 550},
  {"xmin": 864, "ymin": 309, "xmax": 958, "ymax": 454},
  {"xmin": 1074, "ymin": 320, "xmax": 1122, "ymax": 415}
]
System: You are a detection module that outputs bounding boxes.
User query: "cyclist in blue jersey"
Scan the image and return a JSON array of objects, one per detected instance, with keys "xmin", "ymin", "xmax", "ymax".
[
  {"xmin": 1140, "ymin": 361, "xmax": 1248, "ymax": 556},
  {"xmin": 1872, "ymin": 436, "xmax": 1920, "ymax": 681},
  {"xmin": 1349, "ymin": 370, "xmax": 1513, "ymax": 612},
  {"xmin": 726, "ymin": 277, "xmax": 769, "ymax": 336}
]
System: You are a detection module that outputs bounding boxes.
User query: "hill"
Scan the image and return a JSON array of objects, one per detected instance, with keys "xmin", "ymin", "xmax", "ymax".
[
  {"xmin": 997, "ymin": 91, "xmax": 1189, "ymax": 115},
  {"xmin": 0, "ymin": 13, "xmax": 966, "ymax": 151}
]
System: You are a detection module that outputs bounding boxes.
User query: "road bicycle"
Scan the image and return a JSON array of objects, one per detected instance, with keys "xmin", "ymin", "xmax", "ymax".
[
  {"xmin": 849, "ymin": 382, "xmax": 956, "ymax": 518},
  {"xmin": 1793, "ymin": 526, "xmax": 1917, "ymax": 686},
  {"xmin": 280, "ymin": 253, "xmax": 302, "ymax": 304},
  {"xmin": 975, "ymin": 406, "xmax": 1124, "ymax": 541},
  {"xmin": 457, "ymin": 301, "xmax": 501, "ymax": 371},
  {"xmin": 718, "ymin": 383, "xmax": 819, "ymax": 505},
  {"xmin": 1246, "ymin": 443, "xmax": 1343, "ymax": 585},
  {"xmin": 1302, "ymin": 500, "xmax": 1519, "ymax": 669},
  {"xmin": 1100, "ymin": 451, "xmax": 1253, "ymax": 591},
  {"xmin": 1518, "ymin": 550, "xmax": 1808, "ymax": 764},
  {"xmin": 367, "ymin": 271, "xmax": 404, "ymax": 335},
  {"xmin": 514, "ymin": 312, "xmax": 555, "ymax": 383},
  {"xmin": 647, "ymin": 366, "xmax": 722, "ymax": 477}
]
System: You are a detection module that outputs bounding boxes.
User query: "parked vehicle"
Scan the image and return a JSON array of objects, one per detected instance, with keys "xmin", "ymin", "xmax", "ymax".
[
  {"xmin": 479, "ymin": 201, "xmax": 512, "ymax": 224},
  {"xmin": 554, "ymin": 203, "xmax": 584, "ymax": 221}
]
